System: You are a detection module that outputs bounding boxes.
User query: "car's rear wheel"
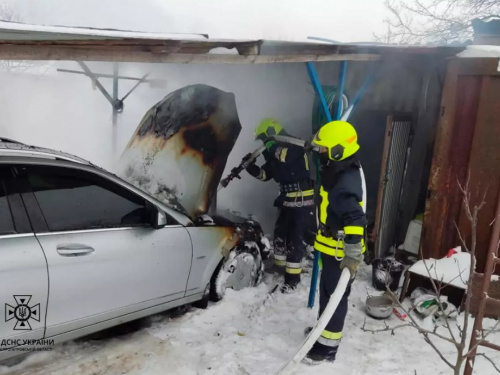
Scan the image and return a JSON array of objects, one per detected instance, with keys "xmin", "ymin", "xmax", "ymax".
[{"xmin": 210, "ymin": 244, "xmax": 264, "ymax": 302}]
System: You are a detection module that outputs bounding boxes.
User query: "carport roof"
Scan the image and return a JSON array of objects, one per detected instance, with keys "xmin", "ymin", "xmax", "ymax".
[{"xmin": 0, "ymin": 20, "xmax": 465, "ymax": 64}]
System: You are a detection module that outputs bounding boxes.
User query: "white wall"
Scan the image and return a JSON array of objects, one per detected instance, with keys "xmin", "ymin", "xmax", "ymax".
[{"xmin": 0, "ymin": 62, "xmax": 317, "ymax": 232}]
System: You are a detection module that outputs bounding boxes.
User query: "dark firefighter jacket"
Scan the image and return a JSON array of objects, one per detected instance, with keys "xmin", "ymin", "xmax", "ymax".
[
  {"xmin": 314, "ymin": 160, "xmax": 367, "ymax": 258},
  {"xmin": 246, "ymin": 141, "xmax": 314, "ymax": 208}
]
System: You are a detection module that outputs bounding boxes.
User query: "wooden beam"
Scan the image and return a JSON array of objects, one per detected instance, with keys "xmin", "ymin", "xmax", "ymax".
[{"xmin": 0, "ymin": 45, "xmax": 381, "ymax": 63}]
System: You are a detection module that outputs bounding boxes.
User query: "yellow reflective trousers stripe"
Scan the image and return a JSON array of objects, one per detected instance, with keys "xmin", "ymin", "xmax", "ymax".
[
  {"xmin": 321, "ymin": 330, "xmax": 342, "ymax": 340},
  {"xmin": 286, "ymin": 267, "xmax": 302, "ymax": 274}
]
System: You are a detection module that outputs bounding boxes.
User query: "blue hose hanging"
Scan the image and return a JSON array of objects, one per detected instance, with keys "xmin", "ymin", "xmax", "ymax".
[
  {"xmin": 312, "ymin": 86, "xmax": 349, "ymax": 133},
  {"xmin": 307, "ymin": 62, "xmax": 374, "ymax": 309},
  {"xmin": 307, "ymin": 86, "xmax": 349, "ymax": 309}
]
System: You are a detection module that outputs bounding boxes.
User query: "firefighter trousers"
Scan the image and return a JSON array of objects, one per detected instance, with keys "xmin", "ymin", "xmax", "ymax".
[
  {"xmin": 317, "ymin": 253, "xmax": 353, "ymax": 352},
  {"xmin": 273, "ymin": 205, "xmax": 316, "ymax": 286}
]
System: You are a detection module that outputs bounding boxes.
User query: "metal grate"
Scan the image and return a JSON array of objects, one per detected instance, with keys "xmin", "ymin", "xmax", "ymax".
[{"xmin": 376, "ymin": 117, "xmax": 412, "ymax": 258}]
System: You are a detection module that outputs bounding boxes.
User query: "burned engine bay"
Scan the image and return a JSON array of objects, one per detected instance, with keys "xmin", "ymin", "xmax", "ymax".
[{"xmin": 118, "ymin": 84, "xmax": 270, "ymax": 257}]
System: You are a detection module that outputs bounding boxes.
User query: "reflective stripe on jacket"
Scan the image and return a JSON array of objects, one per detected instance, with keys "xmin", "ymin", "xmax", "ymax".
[{"xmin": 314, "ymin": 165, "xmax": 367, "ymax": 258}]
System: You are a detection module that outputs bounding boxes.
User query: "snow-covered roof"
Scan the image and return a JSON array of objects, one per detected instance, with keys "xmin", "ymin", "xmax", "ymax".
[
  {"xmin": 0, "ymin": 20, "xmax": 465, "ymax": 64},
  {"xmin": 0, "ymin": 20, "xmax": 209, "ymax": 41},
  {"xmin": 457, "ymin": 45, "xmax": 500, "ymax": 58}
]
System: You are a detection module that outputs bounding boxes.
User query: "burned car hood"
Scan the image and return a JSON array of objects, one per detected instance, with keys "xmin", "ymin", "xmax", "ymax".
[{"xmin": 118, "ymin": 84, "xmax": 241, "ymax": 219}]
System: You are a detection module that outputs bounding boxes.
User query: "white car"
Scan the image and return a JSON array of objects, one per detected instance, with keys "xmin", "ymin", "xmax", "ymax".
[{"xmin": 0, "ymin": 85, "xmax": 268, "ymax": 361}]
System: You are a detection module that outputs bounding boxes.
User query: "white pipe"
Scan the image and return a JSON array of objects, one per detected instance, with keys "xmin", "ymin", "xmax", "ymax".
[
  {"xmin": 272, "ymin": 135, "xmax": 322, "ymax": 152},
  {"xmin": 244, "ymin": 145, "xmax": 267, "ymax": 167},
  {"xmin": 272, "ymin": 135, "xmax": 306, "ymax": 147},
  {"xmin": 275, "ymin": 268, "xmax": 351, "ymax": 375}
]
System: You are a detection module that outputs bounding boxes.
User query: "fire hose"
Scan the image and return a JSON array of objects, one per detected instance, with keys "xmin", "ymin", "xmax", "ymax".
[
  {"xmin": 218, "ymin": 136, "xmax": 315, "ymax": 191},
  {"xmin": 218, "ymin": 145, "xmax": 267, "ymax": 191},
  {"xmin": 275, "ymin": 268, "xmax": 351, "ymax": 375},
  {"xmin": 218, "ymin": 135, "xmax": 353, "ymax": 372}
]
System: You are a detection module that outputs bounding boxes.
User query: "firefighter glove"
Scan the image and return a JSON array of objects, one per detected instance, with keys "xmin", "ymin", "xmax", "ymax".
[
  {"xmin": 242, "ymin": 152, "xmax": 255, "ymax": 166},
  {"xmin": 245, "ymin": 163, "xmax": 261, "ymax": 178},
  {"xmin": 340, "ymin": 242, "xmax": 363, "ymax": 277}
]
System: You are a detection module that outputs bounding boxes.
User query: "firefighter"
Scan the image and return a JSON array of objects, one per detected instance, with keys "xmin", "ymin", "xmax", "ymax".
[
  {"xmin": 304, "ymin": 120, "xmax": 366, "ymax": 364},
  {"xmin": 244, "ymin": 118, "xmax": 316, "ymax": 292}
]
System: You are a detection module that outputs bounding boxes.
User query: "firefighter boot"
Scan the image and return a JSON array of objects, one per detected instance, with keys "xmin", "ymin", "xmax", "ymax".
[
  {"xmin": 280, "ymin": 272, "xmax": 300, "ymax": 293},
  {"xmin": 303, "ymin": 341, "xmax": 338, "ymax": 365}
]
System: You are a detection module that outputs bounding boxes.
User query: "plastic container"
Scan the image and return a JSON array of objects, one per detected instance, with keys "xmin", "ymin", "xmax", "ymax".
[{"xmin": 403, "ymin": 219, "xmax": 422, "ymax": 255}]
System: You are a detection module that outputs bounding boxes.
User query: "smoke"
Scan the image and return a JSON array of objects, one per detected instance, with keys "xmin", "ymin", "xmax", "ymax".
[
  {"xmin": 0, "ymin": 64, "xmax": 114, "ymax": 168},
  {"xmin": 13, "ymin": 0, "xmax": 386, "ymax": 43},
  {"xmin": 0, "ymin": 0, "xmax": 388, "ymax": 233},
  {"xmin": 0, "ymin": 60, "xmax": 318, "ymax": 232},
  {"xmin": 118, "ymin": 63, "xmax": 317, "ymax": 231}
]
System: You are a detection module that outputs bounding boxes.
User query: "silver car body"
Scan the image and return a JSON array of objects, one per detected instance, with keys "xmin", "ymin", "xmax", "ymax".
[{"xmin": 0, "ymin": 142, "xmax": 234, "ymax": 361}]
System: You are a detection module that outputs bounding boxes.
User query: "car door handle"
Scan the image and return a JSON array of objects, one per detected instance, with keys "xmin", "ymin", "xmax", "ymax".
[{"xmin": 57, "ymin": 244, "xmax": 95, "ymax": 256}]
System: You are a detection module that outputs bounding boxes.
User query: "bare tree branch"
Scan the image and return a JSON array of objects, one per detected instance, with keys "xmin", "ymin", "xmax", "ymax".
[
  {"xmin": 364, "ymin": 178, "xmax": 493, "ymax": 375},
  {"xmin": 379, "ymin": 0, "xmax": 500, "ymax": 44},
  {"xmin": 380, "ymin": 288, "xmax": 457, "ymax": 345},
  {"xmin": 454, "ymin": 221, "xmax": 470, "ymax": 253},
  {"xmin": 362, "ymin": 318, "xmax": 413, "ymax": 335},
  {"xmin": 0, "ymin": 1, "xmax": 36, "ymax": 72},
  {"xmin": 422, "ymin": 331, "xmax": 456, "ymax": 369},
  {"xmin": 464, "ymin": 320, "xmax": 500, "ymax": 358},
  {"xmin": 421, "ymin": 259, "xmax": 458, "ymax": 344},
  {"xmin": 477, "ymin": 353, "xmax": 500, "ymax": 373}
]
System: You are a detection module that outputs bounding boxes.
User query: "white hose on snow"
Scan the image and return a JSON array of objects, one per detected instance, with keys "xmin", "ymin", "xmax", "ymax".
[{"xmin": 275, "ymin": 268, "xmax": 351, "ymax": 375}]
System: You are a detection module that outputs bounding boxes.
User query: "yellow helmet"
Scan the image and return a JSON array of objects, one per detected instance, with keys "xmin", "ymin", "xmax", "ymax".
[
  {"xmin": 312, "ymin": 121, "xmax": 360, "ymax": 161},
  {"xmin": 255, "ymin": 118, "xmax": 284, "ymax": 141}
]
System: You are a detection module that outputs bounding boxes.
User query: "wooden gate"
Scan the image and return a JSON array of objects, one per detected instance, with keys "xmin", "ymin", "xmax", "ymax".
[{"xmin": 422, "ymin": 58, "xmax": 500, "ymax": 274}]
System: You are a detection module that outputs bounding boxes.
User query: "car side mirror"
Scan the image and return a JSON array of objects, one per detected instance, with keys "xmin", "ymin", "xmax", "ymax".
[
  {"xmin": 147, "ymin": 202, "xmax": 167, "ymax": 229},
  {"xmin": 153, "ymin": 210, "xmax": 167, "ymax": 229}
]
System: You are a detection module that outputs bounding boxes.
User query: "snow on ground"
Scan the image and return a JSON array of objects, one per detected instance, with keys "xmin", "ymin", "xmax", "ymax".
[{"xmin": 1, "ymin": 265, "xmax": 499, "ymax": 375}]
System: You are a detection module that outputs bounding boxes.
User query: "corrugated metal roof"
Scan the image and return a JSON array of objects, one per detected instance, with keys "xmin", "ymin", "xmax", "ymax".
[{"xmin": 0, "ymin": 20, "xmax": 465, "ymax": 64}]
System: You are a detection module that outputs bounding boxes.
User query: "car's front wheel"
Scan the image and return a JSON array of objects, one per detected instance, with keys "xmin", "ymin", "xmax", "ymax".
[{"xmin": 210, "ymin": 243, "xmax": 264, "ymax": 302}]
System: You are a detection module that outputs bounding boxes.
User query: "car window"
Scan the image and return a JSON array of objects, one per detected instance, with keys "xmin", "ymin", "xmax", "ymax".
[
  {"xmin": 22, "ymin": 165, "xmax": 151, "ymax": 232},
  {"xmin": 0, "ymin": 179, "xmax": 15, "ymax": 235}
]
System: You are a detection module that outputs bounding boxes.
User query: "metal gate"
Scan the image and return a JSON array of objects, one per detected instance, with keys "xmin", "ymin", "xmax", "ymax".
[{"xmin": 375, "ymin": 116, "xmax": 412, "ymax": 258}]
